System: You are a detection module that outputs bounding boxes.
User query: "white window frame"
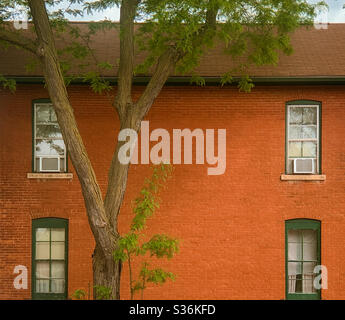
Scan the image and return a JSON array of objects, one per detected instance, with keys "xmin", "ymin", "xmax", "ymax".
[
  {"xmin": 287, "ymin": 104, "xmax": 320, "ymax": 174},
  {"xmin": 34, "ymin": 103, "xmax": 66, "ymax": 173}
]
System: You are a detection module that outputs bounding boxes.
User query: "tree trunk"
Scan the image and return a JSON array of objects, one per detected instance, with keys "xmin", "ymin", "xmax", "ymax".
[
  {"xmin": 27, "ymin": 0, "xmax": 185, "ymax": 300},
  {"xmin": 28, "ymin": 0, "xmax": 120, "ymax": 298},
  {"xmin": 93, "ymin": 245, "xmax": 121, "ymax": 300}
]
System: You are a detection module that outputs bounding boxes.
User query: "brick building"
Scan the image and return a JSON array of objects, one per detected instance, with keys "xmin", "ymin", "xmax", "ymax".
[{"xmin": 1, "ymin": 23, "xmax": 345, "ymax": 300}]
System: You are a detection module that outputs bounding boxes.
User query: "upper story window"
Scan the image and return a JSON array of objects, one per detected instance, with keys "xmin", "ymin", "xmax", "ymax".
[
  {"xmin": 286, "ymin": 101, "xmax": 321, "ymax": 174},
  {"xmin": 32, "ymin": 218, "xmax": 68, "ymax": 300},
  {"xmin": 33, "ymin": 102, "xmax": 67, "ymax": 172}
]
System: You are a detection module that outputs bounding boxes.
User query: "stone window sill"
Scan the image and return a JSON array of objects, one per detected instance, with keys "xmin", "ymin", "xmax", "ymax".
[
  {"xmin": 280, "ymin": 174, "xmax": 326, "ymax": 181},
  {"xmin": 27, "ymin": 173, "xmax": 73, "ymax": 179}
]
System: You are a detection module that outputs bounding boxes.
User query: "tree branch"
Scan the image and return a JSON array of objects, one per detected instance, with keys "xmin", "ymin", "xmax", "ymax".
[
  {"xmin": 134, "ymin": 4, "xmax": 219, "ymax": 121},
  {"xmin": 114, "ymin": 0, "xmax": 139, "ymax": 120},
  {"xmin": 102, "ymin": 4, "xmax": 219, "ymax": 227},
  {"xmin": 103, "ymin": 0, "xmax": 140, "ymax": 226},
  {"xmin": 134, "ymin": 47, "xmax": 181, "ymax": 122},
  {"xmin": 0, "ymin": 27, "xmax": 37, "ymax": 55}
]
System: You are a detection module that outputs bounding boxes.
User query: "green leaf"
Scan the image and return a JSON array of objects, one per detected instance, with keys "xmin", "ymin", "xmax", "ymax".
[
  {"xmin": 142, "ymin": 234, "xmax": 179, "ymax": 259},
  {"xmin": 71, "ymin": 288, "xmax": 87, "ymax": 300},
  {"xmin": 0, "ymin": 75, "xmax": 16, "ymax": 93},
  {"xmin": 146, "ymin": 268, "xmax": 176, "ymax": 285},
  {"xmin": 238, "ymin": 75, "xmax": 254, "ymax": 93},
  {"xmin": 93, "ymin": 285, "xmax": 113, "ymax": 300}
]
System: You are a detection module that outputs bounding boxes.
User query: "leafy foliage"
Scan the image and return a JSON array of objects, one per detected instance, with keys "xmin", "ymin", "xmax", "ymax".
[
  {"xmin": 132, "ymin": 0, "xmax": 326, "ymax": 90},
  {"xmin": 0, "ymin": 74, "xmax": 16, "ymax": 92},
  {"xmin": 71, "ymin": 288, "xmax": 87, "ymax": 300},
  {"xmin": 93, "ymin": 285, "xmax": 113, "ymax": 300},
  {"xmin": 142, "ymin": 234, "xmax": 179, "ymax": 259},
  {"xmin": 0, "ymin": 0, "xmax": 326, "ymax": 92},
  {"xmin": 113, "ymin": 164, "xmax": 179, "ymax": 300}
]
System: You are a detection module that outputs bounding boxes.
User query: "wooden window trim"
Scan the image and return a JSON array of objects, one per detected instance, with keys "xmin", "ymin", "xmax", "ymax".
[
  {"xmin": 32, "ymin": 218, "xmax": 68, "ymax": 300},
  {"xmin": 285, "ymin": 219, "xmax": 321, "ymax": 300},
  {"xmin": 285, "ymin": 100, "xmax": 322, "ymax": 175},
  {"xmin": 32, "ymin": 99, "xmax": 69, "ymax": 173}
]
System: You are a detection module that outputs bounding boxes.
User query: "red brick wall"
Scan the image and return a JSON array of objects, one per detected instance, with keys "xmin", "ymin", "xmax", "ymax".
[{"xmin": 1, "ymin": 84, "xmax": 345, "ymax": 299}]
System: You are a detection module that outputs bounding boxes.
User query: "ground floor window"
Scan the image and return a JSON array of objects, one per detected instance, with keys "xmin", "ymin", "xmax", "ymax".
[
  {"xmin": 286, "ymin": 219, "xmax": 321, "ymax": 300},
  {"xmin": 32, "ymin": 218, "xmax": 68, "ymax": 300}
]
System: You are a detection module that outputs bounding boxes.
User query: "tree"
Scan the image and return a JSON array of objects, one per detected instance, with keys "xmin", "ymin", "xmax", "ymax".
[
  {"xmin": 0, "ymin": 0, "xmax": 323, "ymax": 299},
  {"xmin": 114, "ymin": 164, "xmax": 178, "ymax": 300}
]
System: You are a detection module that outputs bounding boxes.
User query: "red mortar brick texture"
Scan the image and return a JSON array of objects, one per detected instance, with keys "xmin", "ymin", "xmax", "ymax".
[{"xmin": 1, "ymin": 84, "xmax": 345, "ymax": 300}]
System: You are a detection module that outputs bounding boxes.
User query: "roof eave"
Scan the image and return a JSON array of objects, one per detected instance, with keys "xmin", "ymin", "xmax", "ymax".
[{"xmin": 6, "ymin": 75, "xmax": 345, "ymax": 85}]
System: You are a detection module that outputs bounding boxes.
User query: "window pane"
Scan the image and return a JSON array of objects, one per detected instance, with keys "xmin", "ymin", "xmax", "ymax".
[
  {"xmin": 35, "ymin": 139, "xmax": 65, "ymax": 156},
  {"xmin": 288, "ymin": 262, "xmax": 303, "ymax": 293},
  {"xmin": 289, "ymin": 125, "xmax": 317, "ymax": 140},
  {"xmin": 289, "ymin": 126, "xmax": 303, "ymax": 139},
  {"xmin": 303, "ymin": 261, "xmax": 317, "ymax": 274},
  {"xmin": 36, "ymin": 104, "xmax": 57, "ymax": 123},
  {"xmin": 288, "ymin": 261, "xmax": 302, "ymax": 276},
  {"xmin": 289, "ymin": 142, "xmax": 302, "ymax": 157},
  {"xmin": 51, "ymin": 242, "xmax": 65, "ymax": 260},
  {"xmin": 36, "ymin": 228, "xmax": 50, "ymax": 241},
  {"xmin": 302, "ymin": 142, "xmax": 317, "ymax": 157},
  {"xmin": 50, "ymin": 109, "xmax": 57, "ymax": 122},
  {"xmin": 303, "ymin": 230, "xmax": 317, "ymax": 261},
  {"xmin": 289, "ymin": 107, "xmax": 303, "ymax": 125},
  {"xmin": 303, "ymin": 262, "xmax": 317, "ymax": 293},
  {"xmin": 36, "ymin": 124, "xmax": 62, "ymax": 138},
  {"xmin": 302, "ymin": 126, "xmax": 317, "ymax": 139},
  {"xmin": 51, "ymin": 261, "xmax": 65, "ymax": 278},
  {"xmin": 51, "ymin": 279, "xmax": 65, "ymax": 293},
  {"xmin": 303, "ymin": 107, "xmax": 317, "ymax": 125},
  {"xmin": 36, "ymin": 242, "xmax": 50, "ymax": 259},
  {"xmin": 36, "ymin": 105, "xmax": 51, "ymax": 123},
  {"xmin": 288, "ymin": 230, "xmax": 302, "ymax": 260},
  {"xmin": 36, "ymin": 279, "xmax": 49, "ymax": 293},
  {"xmin": 51, "ymin": 229, "xmax": 65, "ymax": 241},
  {"xmin": 36, "ymin": 261, "xmax": 49, "ymax": 279}
]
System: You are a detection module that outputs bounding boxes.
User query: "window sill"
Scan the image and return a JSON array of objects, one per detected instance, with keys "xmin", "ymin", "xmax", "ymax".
[
  {"xmin": 280, "ymin": 174, "xmax": 326, "ymax": 181},
  {"xmin": 27, "ymin": 173, "xmax": 73, "ymax": 179}
]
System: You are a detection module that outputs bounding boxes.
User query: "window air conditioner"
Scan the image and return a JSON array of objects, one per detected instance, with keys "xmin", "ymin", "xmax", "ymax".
[
  {"xmin": 39, "ymin": 156, "xmax": 60, "ymax": 172},
  {"xmin": 293, "ymin": 158, "xmax": 314, "ymax": 174}
]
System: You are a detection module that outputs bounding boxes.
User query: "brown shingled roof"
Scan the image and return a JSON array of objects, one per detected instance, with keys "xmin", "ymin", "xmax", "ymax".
[{"xmin": 1, "ymin": 23, "xmax": 345, "ymax": 78}]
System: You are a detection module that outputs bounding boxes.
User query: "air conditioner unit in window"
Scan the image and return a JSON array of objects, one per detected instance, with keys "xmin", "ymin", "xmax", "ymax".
[
  {"xmin": 293, "ymin": 158, "xmax": 314, "ymax": 174},
  {"xmin": 39, "ymin": 156, "xmax": 60, "ymax": 172}
]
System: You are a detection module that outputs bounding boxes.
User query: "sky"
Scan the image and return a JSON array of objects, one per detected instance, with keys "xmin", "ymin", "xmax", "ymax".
[
  {"xmin": 60, "ymin": 0, "xmax": 345, "ymax": 23},
  {"xmin": 317, "ymin": 0, "xmax": 345, "ymax": 22}
]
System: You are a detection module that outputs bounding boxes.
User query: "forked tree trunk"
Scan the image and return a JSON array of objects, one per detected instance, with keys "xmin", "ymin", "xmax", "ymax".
[
  {"xmin": 93, "ymin": 125, "xmax": 136, "ymax": 299},
  {"xmin": 94, "ymin": 116, "xmax": 139, "ymax": 299}
]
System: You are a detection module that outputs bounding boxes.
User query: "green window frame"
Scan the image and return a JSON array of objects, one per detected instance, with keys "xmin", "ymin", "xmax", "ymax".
[
  {"xmin": 285, "ymin": 100, "xmax": 322, "ymax": 174},
  {"xmin": 32, "ymin": 218, "xmax": 68, "ymax": 300},
  {"xmin": 32, "ymin": 99, "xmax": 68, "ymax": 173},
  {"xmin": 285, "ymin": 219, "xmax": 321, "ymax": 300}
]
